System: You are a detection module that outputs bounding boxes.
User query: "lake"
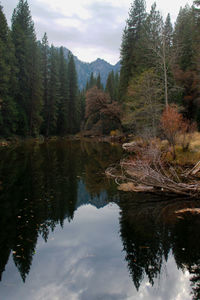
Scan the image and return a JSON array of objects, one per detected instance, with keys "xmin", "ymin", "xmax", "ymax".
[{"xmin": 0, "ymin": 140, "xmax": 199, "ymax": 300}]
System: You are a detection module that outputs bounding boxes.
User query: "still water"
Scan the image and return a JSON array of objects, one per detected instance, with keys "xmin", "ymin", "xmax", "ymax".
[{"xmin": 0, "ymin": 140, "xmax": 199, "ymax": 300}]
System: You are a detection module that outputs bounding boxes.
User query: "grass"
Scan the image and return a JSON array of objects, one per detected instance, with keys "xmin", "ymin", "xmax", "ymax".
[{"xmin": 166, "ymin": 132, "xmax": 200, "ymax": 166}]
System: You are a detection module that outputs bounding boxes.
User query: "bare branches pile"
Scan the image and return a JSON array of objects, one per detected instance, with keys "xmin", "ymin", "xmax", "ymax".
[{"xmin": 106, "ymin": 142, "xmax": 200, "ymax": 198}]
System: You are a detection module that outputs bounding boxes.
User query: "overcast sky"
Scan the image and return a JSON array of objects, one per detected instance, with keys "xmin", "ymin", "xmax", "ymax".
[{"xmin": 1, "ymin": 0, "xmax": 194, "ymax": 65}]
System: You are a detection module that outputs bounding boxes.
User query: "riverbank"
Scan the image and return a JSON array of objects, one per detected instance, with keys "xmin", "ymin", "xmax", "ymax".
[
  {"xmin": 0, "ymin": 132, "xmax": 131, "ymax": 148},
  {"xmin": 106, "ymin": 132, "xmax": 200, "ymax": 199}
]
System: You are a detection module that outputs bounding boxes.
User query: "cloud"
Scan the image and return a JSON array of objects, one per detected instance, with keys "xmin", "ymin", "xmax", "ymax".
[
  {"xmin": 1, "ymin": 0, "xmax": 129, "ymax": 64},
  {"xmin": 0, "ymin": 0, "xmax": 194, "ymax": 64}
]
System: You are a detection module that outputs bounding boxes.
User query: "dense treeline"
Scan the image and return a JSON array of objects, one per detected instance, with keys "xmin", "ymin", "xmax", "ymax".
[
  {"xmin": 0, "ymin": 0, "xmax": 121, "ymax": 138},
  {"xmin": 0, "ymin": 0, "xmax": 80, "ymax": 137},
  {"xmin": 119, "ymin": 0, "xmax": 200, "ymax": 135},
  {"xmin": 1, "ymin": 0, "xmax": 200, "ymax": 138}
]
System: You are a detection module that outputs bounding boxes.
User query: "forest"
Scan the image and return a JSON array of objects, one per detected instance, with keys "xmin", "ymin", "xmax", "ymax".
[{"xmin": 1, "ymin": 0, "xmax": 200, "ymax": 139}]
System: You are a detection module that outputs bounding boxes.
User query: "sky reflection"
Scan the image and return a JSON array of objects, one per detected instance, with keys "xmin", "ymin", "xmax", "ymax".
[{"xmin": 1, "ymin": 204, "xmax": 192, "ymax": 300}]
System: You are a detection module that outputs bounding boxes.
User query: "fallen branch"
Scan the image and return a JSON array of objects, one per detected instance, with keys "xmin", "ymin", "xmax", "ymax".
[{"xmin": 106, "ymin": 142, "xmax": 200, "ymax": 198}]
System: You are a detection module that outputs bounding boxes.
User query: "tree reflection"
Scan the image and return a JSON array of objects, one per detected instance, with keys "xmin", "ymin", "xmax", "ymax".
[
  {"xmin": 81, "ymin": 141, "xmax": 122, "ymax": 198},
  {"xmin": 0, "ymin": 139, "xmax": 121, "ymax": 282},
  {"xmin": 0, "ymin": 140, "xmax": 79, "ymax": 281},
  {"xmin": 119, "ymin": 196, "xmax": 200, "ymax": 299}
]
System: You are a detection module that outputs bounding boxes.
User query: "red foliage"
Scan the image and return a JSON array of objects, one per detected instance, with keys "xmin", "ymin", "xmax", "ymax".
[
  {"xmin": 161, "ymin": 104, "xmax": 197, "ymax": 157},
  {"xmin": 85, "ymin": 86, "xmax": 121, "ymax": 122},
  {"xmin": 161, "ymin": 105, "xmax": 183, "ymax": 143}
]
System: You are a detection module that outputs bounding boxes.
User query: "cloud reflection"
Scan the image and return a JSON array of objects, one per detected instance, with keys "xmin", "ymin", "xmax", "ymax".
[{"xmin": 1, "ymin": 204, "xmax": 192, "ymax": 300}]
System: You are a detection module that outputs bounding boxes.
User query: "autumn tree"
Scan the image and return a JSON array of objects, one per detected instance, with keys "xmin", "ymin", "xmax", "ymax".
[
  {"xmin": 160, "ymin": 105, "xmax": 183, "ymax": 158},
  {"xmin": 84, "ymin": 87, "xmax": 121, "ymax": 134}
]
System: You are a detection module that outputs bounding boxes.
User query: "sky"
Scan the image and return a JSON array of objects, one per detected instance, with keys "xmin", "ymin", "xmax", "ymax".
[{"xmin": 1, "ymin": 0, "xmax": 194, "ymax": 65}]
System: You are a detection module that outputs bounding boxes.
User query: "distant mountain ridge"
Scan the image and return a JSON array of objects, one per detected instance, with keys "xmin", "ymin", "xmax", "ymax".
[{"xmin": 63, "ymin": 48, "xmax": 120, "ymax": 90}]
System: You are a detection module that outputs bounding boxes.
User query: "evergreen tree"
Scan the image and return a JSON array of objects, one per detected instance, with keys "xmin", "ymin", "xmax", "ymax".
[
  {"xmin": 173, "ymin": 5, "xmax": 196, "ymax": 71},
  {"xmin": 164, "ymin": 13, "xmax": 173, "ymax": 51},
  {"xmin": 0, "ymin": 4, "xmax": 18, "ymax": 136},
  {"xmin": 119, "ymin": 0, "xmax": 146, "ymax": 99},
  {"xmin": 78, "ymin": 90, "xmax": 86, "ymax": 127},
  {"xmin": 96, "ymin": 73, "xmax": 103, "ymax": 90},
  {"xmin": 114, "ymin": 72, "xmax": 120, "ymax": 102},
  {"xmin": 67, "ymin": 53, "xmax": 79, "ymax": 133},
  {"xmin": 40, "ymin": 32, "xmax": 50, "ymax": 135},
  {"xmin": 57, "ymin": 46, "xmax": 69, "ymax": 135},
  {"xmin": 173, "ymin": 5, "xmax": 200, "ymax": 122},
  {"xmin": 88, "ymin": 72, "xmax": 96, "ymax": 89},
  {"xmin": 12, "ymin": 0, "xmax": 42, "ymax": 136},
  {"xmin": 142, "ymin": 3, "xmax": 163, "ymax": 69},
  {"xmin": 46, "ymin": 45, "xmax": 59, "ymax": 136},
  {"xmin": 106, "ymin": 70, "xmax": 115, "ymax": 101}
]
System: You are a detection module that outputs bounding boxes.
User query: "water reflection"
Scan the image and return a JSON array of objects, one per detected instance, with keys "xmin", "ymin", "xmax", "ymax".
[
  {"xmin": 0, "ymin": 140, "xmax": 199, "ymax": 299},
  {"xmin": 0, "ymin": 140, "xmax": 121, "ymax": 283},
  {"xmin": 119, "ymin": 196, "xmax": 200, "ymax": 299}
]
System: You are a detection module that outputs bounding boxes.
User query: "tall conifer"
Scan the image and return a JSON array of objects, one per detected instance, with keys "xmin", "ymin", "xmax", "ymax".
[
  {"xmin": 57, "ymin": 47, "xmax": 69, "ymax": 135},
  {"xmin": 12, "ymin": 0, "xmax": 42, "ymax": 136},
  {"xmin": 46, "ymin": 45, "xmax": 59, "ymax": 136},
  {"xmin": 0, "ymin": 5, "xmax": 18, "ymax": 136},
  {"xmin": 119, "ymin": 0, "xmax": 146, "ymax": 99},
  {"xmin": 67, "ymin": 53, "xmax": 79, "ymax": 133}
]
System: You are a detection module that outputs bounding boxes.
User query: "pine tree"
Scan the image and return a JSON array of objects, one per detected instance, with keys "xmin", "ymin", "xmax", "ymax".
[
  {"xmin": 57, "ymin": 46, "xmax": 69, "ymax": 135},
  {"xmin": 173, "ymin": 5, "xmax": 200, "ymax": 122},
  {"xmin": 143, "ymin": 5, "xmax": 174, "ymax": 107},
  {"xmin": 46, "ymin": 45, "xmax": 59, "ymax": 136},
  {"xmin": 173, "ymin": 5, "xmax": 196, "ymax": 71},
  {"xmin": 12, "ymin": 0, "xmax": 42, "ymax": 136},
  {"xmin": 142, "ymin": 3, "xmax": 163, "ymax": 69},
  {"xmin": 106, "ymin": 71, "xmax": 115, "ymax": 101},
  {"xmin": 67, "ymin": 53, "xmax": 79, "ymax": 133},
  {"xmin": 164, "ymin": 13, "xmax": 173, "ymax": 51},
  {"xmin": 0, "ymin": 4, "xmax": 18, "ymax": 136},
  {"xmin": 40, "ymin": 32, "xmax": 50, "ymax": 135},
  {"xmin": 96, "ymin": 73, "xmax": 103, "ymax": 90},
  {"xmin": 119, "ymin": 0, "xmax": 146, "ymax": 99},
  {"xmin": 88, "ymin": 72, "xmax": 96, "ymax": 88},
  {"xmin": 114, "ymin": 72, "xmax": 120, "ymax": 102},
  {"xmin": 78, "ymin": 90, "xmax": 85, "ymax": 127}
]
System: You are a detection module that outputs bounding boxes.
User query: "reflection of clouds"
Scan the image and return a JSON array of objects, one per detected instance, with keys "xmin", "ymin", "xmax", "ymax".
[
  {"xmin": 1, "ymin": 204, "xmax": 192, "ymax": 300},
  {"xmin": 137, "ymin": 254, "xmax": 191, "ymax": 300}
]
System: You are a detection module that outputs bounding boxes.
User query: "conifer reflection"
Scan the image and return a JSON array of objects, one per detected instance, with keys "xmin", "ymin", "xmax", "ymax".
[
  {"xmin": 0, "ymin": 140, "xmax": 78, "ymax": 281},
  {"xmin": 0, "ymin": 140, "xmax": 121, "ymax": 282},
  {"xmin": 119, "ymin": 197, "xmax": 200, "ymax": 299}
]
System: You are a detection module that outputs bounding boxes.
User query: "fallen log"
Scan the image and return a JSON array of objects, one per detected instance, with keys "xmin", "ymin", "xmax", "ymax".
[{"xmin": 106, "ymin": 144, "xmax": 200, "ymax": 199}]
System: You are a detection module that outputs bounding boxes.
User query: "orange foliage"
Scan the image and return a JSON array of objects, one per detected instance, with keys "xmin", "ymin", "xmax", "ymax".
[
  {"xmin": 85, "ymin": 86, "xmax": 121, "ymax": 122},
  {"xmin": 161, "ymin": 104, "xmax": 197, "ymax": 157},
  {"xmin": 161, "ymin": 105, "xmax": 183, "ymax": 146}
]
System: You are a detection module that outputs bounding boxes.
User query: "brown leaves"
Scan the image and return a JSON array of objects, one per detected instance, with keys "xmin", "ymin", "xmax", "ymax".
[
  {"xmin": 160, "ymin": 104, "xmax": 197, "ymax": 154},
  {"xmin": 160, "ymin": 104, "xmax": 183, "ymax": 144}
]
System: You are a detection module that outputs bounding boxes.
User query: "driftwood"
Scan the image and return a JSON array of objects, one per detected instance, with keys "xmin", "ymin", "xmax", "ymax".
[
  {"xmin": 106, "ymin": 141, "xmax": 200, "ymax": 199},
  {"xmin": 185, "ymin": 161, "xmax": 200, "ymax": 176}
]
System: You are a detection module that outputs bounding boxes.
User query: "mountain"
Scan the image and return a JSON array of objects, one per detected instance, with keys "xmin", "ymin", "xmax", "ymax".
[{"xmin": 63, "ymin": 48, "xmax": 120, "ymax": 90}]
